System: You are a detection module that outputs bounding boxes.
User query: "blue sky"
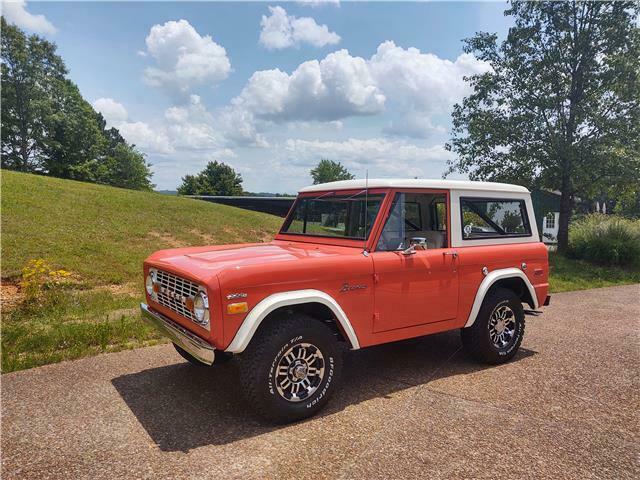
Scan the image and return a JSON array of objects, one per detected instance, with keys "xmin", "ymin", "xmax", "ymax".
[{"xmin": 3, "ymin": 1, "xmax": 513, "ymax": 192}]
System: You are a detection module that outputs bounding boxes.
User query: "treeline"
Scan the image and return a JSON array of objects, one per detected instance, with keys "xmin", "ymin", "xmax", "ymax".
[
  {"xmin": 176, "ymin": 158, "xmax": 355, "ymax": 196},
  {"xmin": 1, "ymin": 18, "xmax": 153, "ymax": 190}
]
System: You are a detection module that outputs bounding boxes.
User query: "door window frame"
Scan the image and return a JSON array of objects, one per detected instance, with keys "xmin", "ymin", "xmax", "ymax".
[{"xmin": 370, "ymin": 188, "xmax": 451, "ymax": 252}]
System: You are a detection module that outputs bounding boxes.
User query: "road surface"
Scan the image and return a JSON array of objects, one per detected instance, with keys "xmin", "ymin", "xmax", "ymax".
[{"xmin": 2, "ymin": 284, "xmax": 639, "ymax": 479}]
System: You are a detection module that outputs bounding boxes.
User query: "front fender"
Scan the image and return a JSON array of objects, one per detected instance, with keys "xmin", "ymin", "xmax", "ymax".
[{"xmin": 225, "ymin": 289, "xmax": 360, "ymax": 353}]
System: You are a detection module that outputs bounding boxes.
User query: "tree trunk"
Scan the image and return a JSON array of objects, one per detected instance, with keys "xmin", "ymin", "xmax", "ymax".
[{"xmin": 557, "ymin": 187, "xmax": 573, "ymax": 254}]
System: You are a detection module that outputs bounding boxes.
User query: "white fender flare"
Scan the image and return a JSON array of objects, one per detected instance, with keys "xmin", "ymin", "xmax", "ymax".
[
  {"xmin": 225, "ymin": 289, "xmax": 360, "ymax": 353},
  {"xmin": 464, "ymin": 268, "xmax": 538, "ymax": 328}
]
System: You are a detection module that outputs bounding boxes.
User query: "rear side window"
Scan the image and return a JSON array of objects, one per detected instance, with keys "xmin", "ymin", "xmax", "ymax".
[{"xmin": 461, "ymin": 198, "xmax": 531, "ymax": 239}]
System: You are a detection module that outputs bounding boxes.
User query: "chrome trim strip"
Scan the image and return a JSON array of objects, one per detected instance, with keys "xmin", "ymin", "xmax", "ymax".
[{"xmin": 140, "ymin": 303, "xmax": 215, "ymax": 365}]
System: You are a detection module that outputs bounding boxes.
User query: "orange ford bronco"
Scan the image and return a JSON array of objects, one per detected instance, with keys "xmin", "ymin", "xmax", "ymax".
[{"xmin": 142, "ymin": 179, "xmax": 550, "ymax": 422}]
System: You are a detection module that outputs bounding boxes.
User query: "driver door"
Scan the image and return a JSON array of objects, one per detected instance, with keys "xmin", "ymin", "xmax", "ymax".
[{"xmin": 371, "ymin": 191, "xmax": 459, "ymax": 332}]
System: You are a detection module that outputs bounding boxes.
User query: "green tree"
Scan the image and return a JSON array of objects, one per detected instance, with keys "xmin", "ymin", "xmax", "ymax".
[
  {"xmin": 95, "ymin": 144, "xmax": 154, "ymax": 191},
  {"xmin": 177, "ymin": 161, "xmax": 243, "ymax": 196},
  {"xmin": 1, "ymin": 18, "xmax": 153, "ymax": 190},
  {"xmin": 176, "ymin": 174, "xmax": 201, "ymax": 195},
  {"xmin": 310, "ymin": 159, "xmax": 355, "ymax": 184},
  {"xmin": 43, "ymin": 80, "xmax": 106, "ymax": 179},
  {"xmin": 1, "ymin": 17, "xmax": 66, "ymax": 171},
  {"xmin": 446, "ymin": 1, "xmax": 640, "ymax": 252}
]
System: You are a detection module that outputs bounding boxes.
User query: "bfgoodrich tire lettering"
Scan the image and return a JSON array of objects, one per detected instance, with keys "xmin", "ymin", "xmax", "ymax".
[
  {"xmin": 239, "ymin": 314, "xmax": 342, "ymax": 423},
  {"xmin": 461, "ymin": 287, "xmax": 525, "ymax": 364}
]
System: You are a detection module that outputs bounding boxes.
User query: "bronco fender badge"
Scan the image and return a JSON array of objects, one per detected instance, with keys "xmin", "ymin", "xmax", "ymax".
[
  {"xmin": 339, "ymin": 282, "xmax": 367, "ymax": 293},
  {"xmin": 226, "ymin": 292, "xmax": 248, "ymax": 300}
]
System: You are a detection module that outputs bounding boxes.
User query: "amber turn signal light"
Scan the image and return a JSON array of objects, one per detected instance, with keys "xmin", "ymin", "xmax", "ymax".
[
  {"xmin": 184, "ymin": 297, "xmax": 194, "ymax": 311},
  {"xmin": 227, "ymin": 302, "xmax": 248, "ymax": 315}
]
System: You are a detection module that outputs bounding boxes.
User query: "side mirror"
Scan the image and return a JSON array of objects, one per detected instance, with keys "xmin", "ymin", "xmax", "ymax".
[
  {"xmin": 401, "ymin": 245, "xmax": 416, "ymax": 256},
  {"xmin": 401, "ymin": 237, "xmax": 427, "ymax": 255}
]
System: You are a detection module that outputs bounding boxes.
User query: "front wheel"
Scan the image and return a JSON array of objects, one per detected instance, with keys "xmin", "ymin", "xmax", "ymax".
[
  {"xmin": 239, "ymin": 314, "xmax": 342, "ymax": 423},
  {"xmin": 461, "ymin": 287, "xmax": 525, "ymax": 364}
]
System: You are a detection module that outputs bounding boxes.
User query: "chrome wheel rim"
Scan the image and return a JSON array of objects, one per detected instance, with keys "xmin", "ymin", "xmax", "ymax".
[
  {"xmin": 488, "ymin": 305, "xmax": 516, "ymax": 349},
  {"xmin": 275, "ymin": 343, "xmax": 325, "ymax": 402}
]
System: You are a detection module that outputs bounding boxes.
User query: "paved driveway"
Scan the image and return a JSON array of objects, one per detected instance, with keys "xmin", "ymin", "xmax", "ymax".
[{"xmin": 2, "ymin": 284, "xmax": 639, "ymax": 479}]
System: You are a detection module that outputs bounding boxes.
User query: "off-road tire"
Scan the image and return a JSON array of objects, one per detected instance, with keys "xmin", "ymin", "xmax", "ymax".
[
  {"xmin": 461, "ymin": 287, "xmax": 525, "ymax": 364},
  {"xmin": 173, "ymin": 343, "xmax": 232, "ymax": 366},
  {"xmin": 238, "ymin": 314, "xmax": 342, "ymax": 423}
]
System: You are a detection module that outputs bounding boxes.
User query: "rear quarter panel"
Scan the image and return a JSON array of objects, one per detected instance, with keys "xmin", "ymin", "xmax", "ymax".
[{"xmin": 456, "ymin": 242, "xmax": 549, "ymax": 327}]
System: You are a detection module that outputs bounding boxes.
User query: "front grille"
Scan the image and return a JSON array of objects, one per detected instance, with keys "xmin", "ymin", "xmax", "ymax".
[{"xmin": 155, "ymin": 270, "xmax": 200, "ymax": 323}]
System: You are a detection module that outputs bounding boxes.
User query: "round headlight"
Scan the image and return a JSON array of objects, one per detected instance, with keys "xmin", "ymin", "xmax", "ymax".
[
  {"xmin": 145, "ymin": 271, "xmax": 156, "ymax": 296},
  {"xmin": 193, "ymin": 292, "xmax": 209, "ymax": 325}
]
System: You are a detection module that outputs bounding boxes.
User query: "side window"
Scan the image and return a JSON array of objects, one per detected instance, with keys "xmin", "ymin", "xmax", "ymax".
[
  {"xmin": 376, "ymin": 192, "xmax": 448, "ymax": 251},
  {"xmin": 461, "ymin": 198, "xmax": 531, "ymax": 239}
]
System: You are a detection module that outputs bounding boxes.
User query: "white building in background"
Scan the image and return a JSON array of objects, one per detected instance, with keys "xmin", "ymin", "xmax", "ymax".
[{"xmin": 542, "ymin": 211, "xmax": 559, "ymax": 244}]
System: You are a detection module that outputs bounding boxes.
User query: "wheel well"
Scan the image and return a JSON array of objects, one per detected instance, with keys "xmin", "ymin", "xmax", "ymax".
[
  {"xmin": 489, "ymin": 277, "xmax": 535, "ymax": 308},
  {"xmin": 256, "ymin": 302, "xmax": 350, "ymax": 345}
]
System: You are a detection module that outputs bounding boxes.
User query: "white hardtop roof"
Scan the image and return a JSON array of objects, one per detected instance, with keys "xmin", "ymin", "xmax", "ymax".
[{"xmin": 299, "ymin": 178, "xmax": 530, "ymax": 194}]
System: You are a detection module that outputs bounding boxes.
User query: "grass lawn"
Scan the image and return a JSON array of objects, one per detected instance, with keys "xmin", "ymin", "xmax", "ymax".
[
  {"xmin": 548, "ymin": 252, "xmax": 640, "ymax": 293},
  {"xmin": 2, "ymin": 171, "xmax": 639, "ymax": 373},
  {"xmin": 1, "ymin": 171, "xmax": 282, "ymax": 372}
]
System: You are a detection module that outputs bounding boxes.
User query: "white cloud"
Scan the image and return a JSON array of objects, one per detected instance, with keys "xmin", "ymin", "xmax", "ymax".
[
  {"xmin": 164, "ymin": 95, "xmax": 225, "ymax": 151},
  {"xmin": 216, "ymin": 107, "xmax": 269, "ymax": 148},
  {"xmin": 297, "ymin": 0, "xmax": 340, "ymax": 7},
  {"xmin": 1, "ymin": 0, "xmax": 56, "ymax": 34},
  {"xmin": 383, "ymin": 113, "xmax": 448, "ymax": 139},
  {"xmin": 234, "ymin": 49, "xmax": 385, "ymax": 121},
  {"xmin": 92, "ymin": 94, "xmax": 267, "ymax": 158},
  {"xmin": 283, "ymin": 138, "xmax": 453, "ymax": 177},
  {"xmin": 93, "ymin": 98, "xmax": 129, "ymax": 127},
  {"xmin": 370, "ymin": 41, "xmax": 490, "ymax": 113},
  {"xmin": 92, "ymin": 97, "xmax": 173, "ymax": 154},
  {"xmin": 142, "ymin": 19, "xmax": 231, "ymax": 94},
  {"xmin": 232, "ymin": 41, "xmax": 487, "ymax": 132},
  {"xmin": 259, "ymin": 6, "xmax": 340, "ymax": 50},
  {"xmin": 118, "ymin": 121, "xmax": 174, "ymax": 154}
]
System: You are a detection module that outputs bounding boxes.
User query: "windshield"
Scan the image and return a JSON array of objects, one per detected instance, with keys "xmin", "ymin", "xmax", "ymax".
[{"xmin": 281, "ymin": 192, "xmax": 385, "ymax": 240}]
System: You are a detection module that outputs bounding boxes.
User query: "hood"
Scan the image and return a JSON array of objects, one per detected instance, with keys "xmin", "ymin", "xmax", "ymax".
[{"xmin": 145, "ymin": 240, "xmax": 358, "ymax": 281}]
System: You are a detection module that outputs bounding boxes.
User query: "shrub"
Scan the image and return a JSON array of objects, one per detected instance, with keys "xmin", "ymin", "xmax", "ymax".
[{"xmin": 568, "ymin": 214, "xmax": 640, "ymax": 267}]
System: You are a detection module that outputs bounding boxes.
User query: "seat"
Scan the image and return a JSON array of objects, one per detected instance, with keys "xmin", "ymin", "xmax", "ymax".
[
  {"xmin": 378, "ymin": 231, "xmax": 446, "ymax": 251},
  {"xmin": 423, "ymin": 231, "xmax": 446, "ymax": 249}
]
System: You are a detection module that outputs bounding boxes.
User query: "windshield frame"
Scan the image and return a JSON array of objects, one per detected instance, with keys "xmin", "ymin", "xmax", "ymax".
[{"xmin": 276, "ymin": 188, "xmax": 389, "ymax": 247}]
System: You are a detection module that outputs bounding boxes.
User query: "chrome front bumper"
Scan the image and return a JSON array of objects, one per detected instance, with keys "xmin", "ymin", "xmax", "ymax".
[{"xmin": 140, "ymin": 303, "xmax": 215, "ymax": 365}]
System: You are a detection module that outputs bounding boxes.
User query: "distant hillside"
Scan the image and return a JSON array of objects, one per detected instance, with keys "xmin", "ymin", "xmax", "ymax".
[{"xmin": 1, "ymin": 170, "xmax": 282, "ymax": 285}]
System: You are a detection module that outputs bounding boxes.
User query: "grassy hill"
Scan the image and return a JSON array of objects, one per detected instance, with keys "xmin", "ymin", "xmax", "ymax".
[
  {"xmin": 1, "ymin": 170, "xmax": 282, "ymax": 285},
  {"xmin": 1, "ymin": 171, "xmax": 282, "ymax": 372}
]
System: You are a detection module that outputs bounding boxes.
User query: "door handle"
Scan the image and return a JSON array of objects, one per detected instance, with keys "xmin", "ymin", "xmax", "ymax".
[{"xmin": 443, "ymin": 251, "xmax": 458, "ymax": 258}]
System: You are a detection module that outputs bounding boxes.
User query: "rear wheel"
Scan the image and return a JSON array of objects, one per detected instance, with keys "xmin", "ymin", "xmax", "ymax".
[
  {"xmin": 173, "ymin": 343, "xmax": 232, "ymax": 366},
  {"xmin": 239, "ymin": 314, "xmax": 342, "ymax": 423},
  {"xmin": 461, "ymin": 287, "xmax": 525, "ymax": 364}
]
